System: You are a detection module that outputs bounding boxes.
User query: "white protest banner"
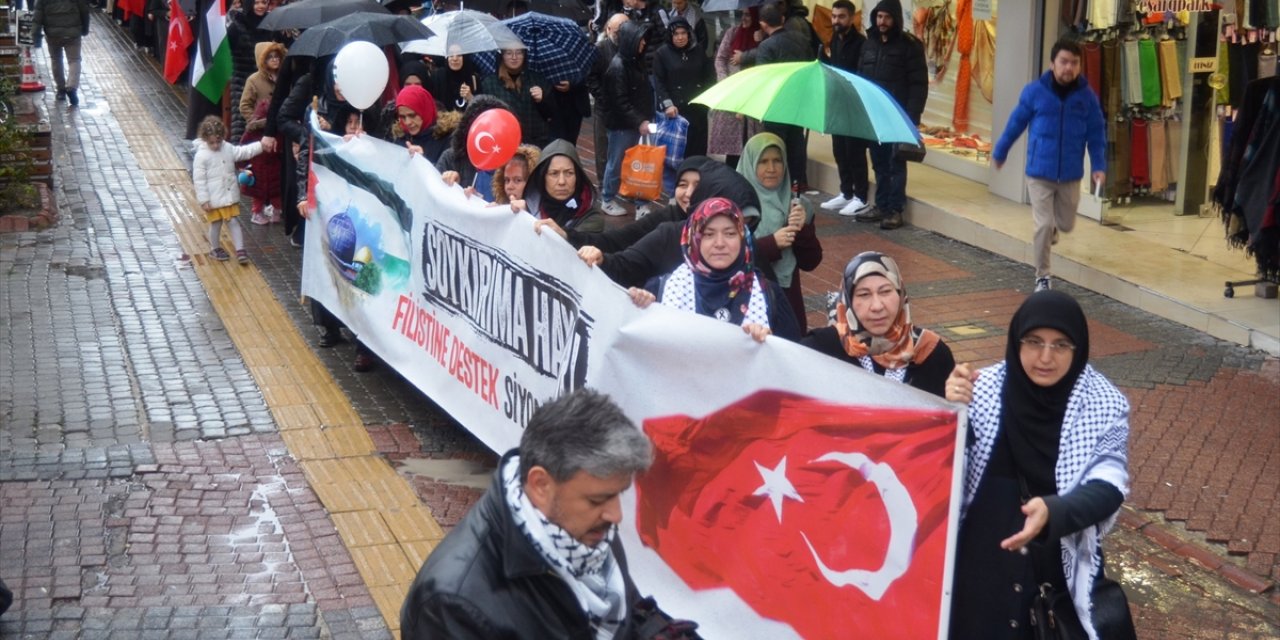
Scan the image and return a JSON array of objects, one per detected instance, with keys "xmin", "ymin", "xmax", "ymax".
[{"xmin": 301, "ymin": 127, "xmax": 964, "ymax": 639}]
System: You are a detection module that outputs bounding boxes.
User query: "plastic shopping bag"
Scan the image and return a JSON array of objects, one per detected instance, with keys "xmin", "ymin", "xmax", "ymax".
[{"xmin": 619, "ymin": 137, "xmax": 666, "ymax": 201}]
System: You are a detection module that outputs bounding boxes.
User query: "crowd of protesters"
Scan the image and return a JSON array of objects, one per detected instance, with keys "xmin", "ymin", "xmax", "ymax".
[{"xmin": 106, "ymin": 0, "xmax": 1134, "ymax": 636}]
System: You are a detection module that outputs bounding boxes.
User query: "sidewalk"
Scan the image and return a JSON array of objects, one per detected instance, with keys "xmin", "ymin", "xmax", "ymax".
[{"xmin": 0, "ymin": 13, "xmax": 1276, "ymax": 639}]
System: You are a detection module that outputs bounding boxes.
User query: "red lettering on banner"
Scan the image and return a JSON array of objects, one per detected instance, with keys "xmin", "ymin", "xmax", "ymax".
[{"xmin": 391, "ymin": 295, "xmax": 499, "ymax": 409}]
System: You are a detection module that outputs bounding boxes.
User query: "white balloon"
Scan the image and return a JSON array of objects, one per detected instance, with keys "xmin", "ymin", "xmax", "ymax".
[{"xmin": 333, "ymin": 41, "xmax": 389, "ymax": 111}]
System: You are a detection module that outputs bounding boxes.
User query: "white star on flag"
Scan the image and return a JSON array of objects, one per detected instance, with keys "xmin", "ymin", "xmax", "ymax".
[{"xmin": 753, "ymin": 456, "xmax": 804, "ymax": 523}]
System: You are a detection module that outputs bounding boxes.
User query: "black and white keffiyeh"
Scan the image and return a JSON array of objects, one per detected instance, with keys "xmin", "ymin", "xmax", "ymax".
[
  {"xmin": 502, "ymin": 456, "xmax": 627, "ymax": 639},
  {"xmin": 961, "ymin": 362, "xmax": 1130, "ymax": 640},
  {"xmin": 662, "ymin": 263, "xmax": 772, "ymax": 328}
]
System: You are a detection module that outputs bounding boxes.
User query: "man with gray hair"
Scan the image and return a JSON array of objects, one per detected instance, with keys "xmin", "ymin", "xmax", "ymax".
[{"xmin": 401, "ymin": 389, "xmax": 656, "ymax": 639}]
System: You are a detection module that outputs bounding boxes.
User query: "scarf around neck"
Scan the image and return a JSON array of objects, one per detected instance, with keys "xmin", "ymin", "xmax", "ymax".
[
  {"xmin": 738, "ymin": 133, "xmax": 801, "ymax": 287},
  {"xmin": 502, "ymin": 456, "xmax": 627, "ymax": 639},
  {"xmin": 1001, "ymin": 290, "xmax": 1090, "ymax": 494}
]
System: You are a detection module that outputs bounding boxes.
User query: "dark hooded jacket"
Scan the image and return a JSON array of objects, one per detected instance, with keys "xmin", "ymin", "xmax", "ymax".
[
  {"xmin": 652, "ymin": 17, "xmax": 715, "ymax": 111},
  {"xmin": 603, "ymin": 21, "xmax": 656, "ymax": 131},
  {"xmin": 598, "ymin": 160, "xmax": 761, "ymax": 288},
  {"xmin": 738, "ymin": 16, "xmax": 815, "ymax": 68},
  {"xmin": 525, "ymin": 139, "xmax": 606, "ymax": 233},
  {"xmin": 435, "ymin": 96, "xmax": 512, "ymax": 187},
  {"xmin": 565, "ymin": 156, "xmax": 715, "ymax": 251},
  {"xmin": 858, "ymin": 0, "xmax": 928, "ymax": 123},
  {"xmin": 432, "ymin": 58, "xmax": 481, "ymax": 113},
  {"xmin": 227, "ymin": 6, "xmax": 276, "ymax": 141}
]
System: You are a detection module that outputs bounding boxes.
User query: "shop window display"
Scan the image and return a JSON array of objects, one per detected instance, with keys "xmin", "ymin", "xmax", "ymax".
[{"xmin": 912, "ymin": 0, "xmax": 998, "ymax": 165}]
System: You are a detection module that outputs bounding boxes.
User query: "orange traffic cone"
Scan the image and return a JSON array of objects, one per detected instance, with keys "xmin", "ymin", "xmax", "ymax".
[{"xmin": 19, "ymin": 46, "xmax": 44, "ymax": 93}]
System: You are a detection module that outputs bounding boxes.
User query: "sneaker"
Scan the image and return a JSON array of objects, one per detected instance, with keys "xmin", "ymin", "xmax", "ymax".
[
  {"xmin": 879, "ymin": 210, "xmax": 904, "ymax": 230},
  {"xmin": 635, "ymin": 204, "xmax": 654, "ymax": 220},
  {"xmin": 55, "ymin": 88, "xmax": 66, "ymax": 101},
  {"xmin": 210, "ymin": 247, "xmax": 231, "ymax": 261},
  {"xmin": 236, "ymin": 249, "xmax": 249, "ymax": 264},
  {"xmin": 265, "ymin": 204, "xmax": 280, "ymax": 224},
  {"xmin": 67, "ymin": 89, "xmax": 78, "ymax": 107},
  {"xmin": 318, "ymin": 328, "xmax": 345, "ymax": 348},
  {"xmin": 602, "ymin": 200, "xmax": 628, "ymax": 217},
  {"xmin": 853, "ymin": 205, "xmax": 883, "ymax": 223},
  {"xmin": 250, "ymin": 211, "xmax": 270, "ymax": 226},
  {"xmin": 1034, "ymin": 276, "xmax": 1052, "ymax": 292},
  {"xmin": 837, "ymin": 195, "xmax": 869, "ymax": 217},
  {"xmin": 820, "ymin": 194, "xmax": 850, "ymax": 210},
  {"xmin": 289, "ymin": 233, "xmax": 303, "ymax": 248}
]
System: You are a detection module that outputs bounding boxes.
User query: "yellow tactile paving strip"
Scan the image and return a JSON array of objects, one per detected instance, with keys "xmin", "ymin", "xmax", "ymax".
[{"xmin": 84, "ymin": 52, "xmax": 439, "ymax": 636}]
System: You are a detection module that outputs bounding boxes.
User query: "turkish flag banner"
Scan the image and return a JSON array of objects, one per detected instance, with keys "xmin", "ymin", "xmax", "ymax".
[
  {"xmin": 163, "ymin": 0, "xmax": 194, "ymax": 84},
  {"xmin": 636, "ymin": 390, "xmax": 959, "ymax": 640}
]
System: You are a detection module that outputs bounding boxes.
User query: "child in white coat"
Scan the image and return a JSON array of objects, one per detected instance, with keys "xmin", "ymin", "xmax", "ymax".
[{"xmin": 193, "ymin": 116, "xmax": 263, "ymax": 264}]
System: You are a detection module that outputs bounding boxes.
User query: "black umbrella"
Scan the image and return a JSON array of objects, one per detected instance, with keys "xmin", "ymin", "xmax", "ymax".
[
  {"xmin": 701, "ymin": 0, "xmax": 770, "ymax": 12},
  {"xmin": 260, "ymin": 0, "xmax": 390, "ymax": 31},
  {"xmin": 287, "ymin": 13, "xmax": 436, "ymax": 57},
  {"xmin": 463, "ymin": 0, "xmax": 592, "ymax": 23}
]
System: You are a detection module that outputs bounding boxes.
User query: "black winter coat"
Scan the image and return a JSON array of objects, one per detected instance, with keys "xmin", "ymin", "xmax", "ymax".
[
  {"xmin": 821, "ymin": 25, "xmax": 865, "ymax": 73},
  {"xmin": 858, "ymin": 0, "xmax": 928, "ymax": 123},
  {"xmin": 653, "ymin": 25, "xmax": 715, "ymax": 111},
  {"xmin": 603, "ymin": 21, "xmax": 655, "ymax": 131},
  {"xmin": 738, "ymin": 24, "xmax": 814, "ymax": 68},
  {"xmin": 400, "ymin": 451, "xmax": 643, "ymax": 640}
]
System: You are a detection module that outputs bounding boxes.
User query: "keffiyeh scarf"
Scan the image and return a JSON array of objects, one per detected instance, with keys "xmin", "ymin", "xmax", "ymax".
[{"xmin": 502, "ymin": 456, "xmax": 627, "ymax": 639}]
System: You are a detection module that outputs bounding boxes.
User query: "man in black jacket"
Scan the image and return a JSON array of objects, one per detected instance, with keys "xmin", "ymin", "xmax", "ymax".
[
  {"xmin": 734, "ymin": 4, "xmax": 816, "ymax": 191},
  {"xmin": 588, "ymin": 13, "xmax": 630, "ymax": 182},
  {"xmin": 601, "ymin": 21, "xmax": 655, "ymax": 216},
  {"xmin": 855, "ymin": 0, "xmax": 926, "ymax": 230},
  {"xmin": 400, "ymin": 390, "xmax": 654, "ymax": 639},
  {"xmin": 818, "ymin": 0, "xmax": 872, "ymax": 217}
]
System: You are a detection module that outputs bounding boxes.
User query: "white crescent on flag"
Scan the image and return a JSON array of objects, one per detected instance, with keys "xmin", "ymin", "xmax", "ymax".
[{"xmin": 800, "ymin": 452, "xmax": 918, "ymax": 601}]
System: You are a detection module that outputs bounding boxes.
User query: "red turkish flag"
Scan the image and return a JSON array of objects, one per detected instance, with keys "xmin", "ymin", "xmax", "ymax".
[
  {"xmin": 635, "ymin": 390, "xmax": 959, "ymax": 640},
  {"xmin": 163, "ymin": 0, "xmax": 195, "ymax": 84}
]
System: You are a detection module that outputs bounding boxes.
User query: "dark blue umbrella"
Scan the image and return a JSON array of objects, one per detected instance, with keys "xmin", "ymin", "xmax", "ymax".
[{"xmin": 472, "ymin": 12, "xmax": 596, "ymax": 85}]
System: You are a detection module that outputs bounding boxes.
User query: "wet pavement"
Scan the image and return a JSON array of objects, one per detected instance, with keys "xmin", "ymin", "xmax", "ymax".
[{"xmin": 1, "ymin": 11, "xmax": 1277, "ymax": 639}]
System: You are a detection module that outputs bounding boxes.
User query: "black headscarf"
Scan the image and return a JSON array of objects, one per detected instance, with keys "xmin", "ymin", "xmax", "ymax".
[
  {"xmin": 433, "ymin": 56, "xmax": 479, "ymax": 111},
  {"xmin": 1001, "ymin": 290, "xmax": 1090, "ymax": 494}
]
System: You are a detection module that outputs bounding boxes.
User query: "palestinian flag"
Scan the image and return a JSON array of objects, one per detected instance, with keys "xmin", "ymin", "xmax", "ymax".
[{"xmin": 191, "ymin": 0, "xmax": 232, "ymax": 104}]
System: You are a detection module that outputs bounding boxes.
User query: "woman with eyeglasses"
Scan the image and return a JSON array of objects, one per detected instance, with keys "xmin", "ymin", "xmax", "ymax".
[
  {"xmin": 801, "ymin": 251, "xmax": 953, "ymax": 398},
  {"xmin": 479, "ymin": 47, "xmax": 553, "ymax": 148},
  {"xmin": 944, "ymin": 290, "xmax": 1131, "ymax": 640}
]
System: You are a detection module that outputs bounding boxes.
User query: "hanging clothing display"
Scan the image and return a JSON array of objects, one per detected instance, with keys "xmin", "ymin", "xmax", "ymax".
[
  {"xmin": 1139, "ymin": 38, "xmax": 1162, "ymax": 108},
  {"xmin": 971, "ymin": 18, "xmax": 997, "ymax": 102},
  {"xmin": 1102, "ymin": 39, "xmax": 1123, "ymax": 118},
  {"xmin": 1149, "ymin": 119, "xmax": 1169, "ymax": 192},
  {"xmin": 1212, "ymin": 76, "xmax": 1280, "ymax": 281},
  {"xmin": 1109, "ymin": 119, "xmax": 1132, "ymax": 197},
  {"xmin": 1123, "ymin": 38, "xmax": 1143, "ymax": 105},
  {"xmin": 1158, "ymin": 37, "xmax": 1182, "ymax": 107},
  {"xmin": 1131, "ymin": 118, "xmax": 1150, "ymax": 189},
  {"xmin": 1083, "ymin": 40, "xmax": 1104, "ymax": 100}
]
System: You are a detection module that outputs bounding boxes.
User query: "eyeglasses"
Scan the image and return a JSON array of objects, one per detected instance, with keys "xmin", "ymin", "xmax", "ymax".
[{"xmin": 1019, "ymin": 337, "xmax": 1076, "ymax": 354}]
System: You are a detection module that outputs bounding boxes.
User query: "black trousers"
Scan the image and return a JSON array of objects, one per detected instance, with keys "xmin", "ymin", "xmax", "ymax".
[
  {"xmin": 764, "ymin": 122, "xmax": 807, "ymax": 186},
  {"xmin": 832, "ymin": 134, "xmax": 869, "ymax": 201}
]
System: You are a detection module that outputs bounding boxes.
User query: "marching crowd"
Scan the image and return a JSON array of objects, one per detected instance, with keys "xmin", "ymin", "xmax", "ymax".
[{"xmin": 39, "ymin": 0, "xmax": 1136, "ymax": 637}]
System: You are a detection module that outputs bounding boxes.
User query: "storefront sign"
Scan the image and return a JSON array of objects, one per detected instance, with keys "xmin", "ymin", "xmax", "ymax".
[
  {"xmin": 1191, "ymin": 57, "xmax": 1218, "ymax": 73},
  {"xmin": 1137, "ymin": 0, "xmax": 1217, "ymax": 11},
  {"xmin": 17, "ymin": 12, "xmax": 35, "ymax": 46},
  {"xmin": 973, "ymin": 0, "xmax": 992, "ymax": 20}
]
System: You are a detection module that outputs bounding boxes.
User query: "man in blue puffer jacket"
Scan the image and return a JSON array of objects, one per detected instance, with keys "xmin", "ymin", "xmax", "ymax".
[{"xmin": 993, "ymin": 39, "xmax": 1107, "ymax": 293}]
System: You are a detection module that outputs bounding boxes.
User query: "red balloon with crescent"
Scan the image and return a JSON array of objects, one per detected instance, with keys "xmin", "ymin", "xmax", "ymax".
[{"xmin": 467, "ymin": 109, "xmax": 522, "ymax": 171}]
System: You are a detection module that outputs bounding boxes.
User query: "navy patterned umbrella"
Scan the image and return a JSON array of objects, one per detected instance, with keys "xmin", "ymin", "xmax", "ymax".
[{"xmin": 472, "ymin": 12, "xmax": 596, "ymax": 85}]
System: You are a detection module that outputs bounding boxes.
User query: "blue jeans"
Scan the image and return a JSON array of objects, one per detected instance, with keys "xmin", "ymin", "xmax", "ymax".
[
  {"xmin": 869, "ymin": 143, "xmax": 907, "ymax": 213},
  {"xmin": 603, "ymin": 129, "xmax": 640, "ymax": 202}
]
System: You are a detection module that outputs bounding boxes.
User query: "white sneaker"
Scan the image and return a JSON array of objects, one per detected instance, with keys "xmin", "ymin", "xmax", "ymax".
[
  {"xmin": 635, "ymin": 205, "xmax": 654, "ymax": 220},
  {"xmin": 838, "ymin": 195, "xmax": 869, "ymax": 217},
  {"xmin": 1034, "ymin": 277, "xmax": 1052, "ymax": 292},
  {"xmin": 602, "ymin": 200, "xmax": 628, "ymax": 217},
  {"xmin": 820, "ymin": 194, "xmax": 850, "ymax": 210}
]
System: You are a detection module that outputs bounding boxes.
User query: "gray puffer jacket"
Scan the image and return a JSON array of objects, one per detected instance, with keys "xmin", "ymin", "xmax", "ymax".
[{"xmin": 33, "ymin": 0, "xmax": 90, "ymax": 42}]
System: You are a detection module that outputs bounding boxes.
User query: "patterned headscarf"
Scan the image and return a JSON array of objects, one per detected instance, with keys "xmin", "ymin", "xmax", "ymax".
[
  {"xmin": 680, "ymin": 197, "xmax": 759, "ymax": 325},
  {"xmin": 835, "ymin": 251, "xmax": 939, "ymax": 370}
]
